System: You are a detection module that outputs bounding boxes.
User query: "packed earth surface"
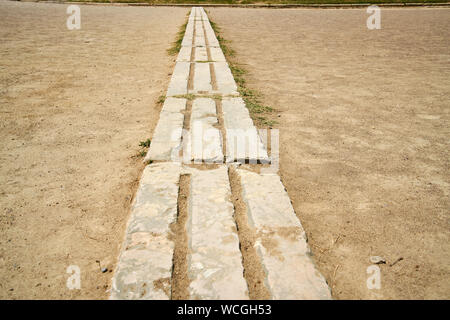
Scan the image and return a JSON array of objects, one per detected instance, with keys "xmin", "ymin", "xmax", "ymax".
[
  {"xmin": 0, "ymin": 1, "xmax": 449, "ymax": 299},
  {"xmin": 0, "ymin": 0, "xmax": 188, "ymax": 299},
  {"xmin": 207, "ymin": 7, "xmax": 450, "ymax": 299}
]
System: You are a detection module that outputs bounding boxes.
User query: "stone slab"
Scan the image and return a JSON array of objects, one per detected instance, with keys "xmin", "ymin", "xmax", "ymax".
[
  {"xmin": 177, "ymin": 46, "xmax": 192, "ymax": 62},
  {"xmin": 237, "ymin": 169, "xmax": 332, "ymax": 300},
  {"xmin": 184, "ymin": 166, "xmax": 249, "ymax": 299},
  {"xmin": 110, "ymin": 162, "xmax": 182, "ymax": 300},
  {"xmin": 145, "ymin": 98, "xmax": 186, "ymax": 161},
  {"xmin": 167, "ymin": 62, "xmax": 190, "ymax": 96},
  {"xmin": 194, "ymin": 35, "xmax": 206, "ymax": 47},
  {"xmin": 193, "ymin": 63, "xmax": 212, "ymax": 93},
  {"xmin": 195, "ymin": 47, "xmax": 209, "ymax": 62},
  {"xmin": 222, "ymin": 97, "xmax": 269, "ymax": 163},
  {"xmin": 209, "ymin": 47, "xmax": 226, "ymax": 62},
  {"xmin": 204, "ymin": 24, "xmax": 220, "ymax": 47},
  {"xmin": 190, "ymin": 98, "xmax": 223, "ymax": 163},
  {"xmin": 213, "ymin": 62, "xmax": 238, "ymax": 95}
]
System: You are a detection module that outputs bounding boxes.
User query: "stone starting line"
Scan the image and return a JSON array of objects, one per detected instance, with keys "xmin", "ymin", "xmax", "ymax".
[{"xmin": 110, "ymin": 7, "xmax": 331, "ymax": 300}]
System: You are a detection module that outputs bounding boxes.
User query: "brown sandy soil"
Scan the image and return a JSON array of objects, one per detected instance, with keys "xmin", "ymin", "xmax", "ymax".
[
  {"xmin": 208, "ymin": 7, "xmax": 450, "ymax": 299},
  {"xmin": 0, "ymin": 1, "xmax": 188, "ymax": 299}
]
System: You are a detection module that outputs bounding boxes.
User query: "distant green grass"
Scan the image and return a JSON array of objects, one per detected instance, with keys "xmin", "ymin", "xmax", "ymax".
[
  {"xmin": 167, "ymin": 19, "xmax": 188, "ymax": 55},
  {"xmin": 209, "ymin": 15, "xmax": 278, "ymax": 127}
]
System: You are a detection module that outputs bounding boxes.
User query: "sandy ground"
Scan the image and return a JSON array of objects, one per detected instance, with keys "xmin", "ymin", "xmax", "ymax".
[
  {"xmin": 0, "ymin": 1, "xmax": 188, "ymax": 299},
  {"xmin": 209, "ymin": 7, "xmax": 450, "ymax": 299}
]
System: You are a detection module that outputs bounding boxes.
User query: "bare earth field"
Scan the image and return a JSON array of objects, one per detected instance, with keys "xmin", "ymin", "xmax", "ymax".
[
  {"xmin": 0, "ymin": 1, "xmax": 188, "ymax": 299},
  {"xmin": 208, "ymin": 7, "xmax": 450, "ymax": 299}
]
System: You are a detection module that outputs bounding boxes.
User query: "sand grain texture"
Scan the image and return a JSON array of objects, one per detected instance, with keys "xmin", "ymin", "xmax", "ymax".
[
  {"xmin": 0, "ymin": 1, "xmax": 188, "ymax": 299},
  {"xmin": 208, "ymin": 7, "xmax": 450, "ymax": 299}
]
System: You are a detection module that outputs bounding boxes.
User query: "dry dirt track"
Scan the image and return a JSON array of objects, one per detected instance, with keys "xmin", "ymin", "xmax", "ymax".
[
  {"xmin": 208, "ymin": 7, "xmax": 450, "ymax": 299},
  {"xmin": 1, "ymin": 1, "xmax": 449, "ymax": 300},
  {"xmin": 0, "ymin": 1, "xmax": 188, "ymax": 299}
]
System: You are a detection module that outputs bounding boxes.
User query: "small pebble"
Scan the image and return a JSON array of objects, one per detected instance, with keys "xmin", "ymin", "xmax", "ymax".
[{"xmin": 370, "ymin": 256, "xmax": 386, "ymax": 264}]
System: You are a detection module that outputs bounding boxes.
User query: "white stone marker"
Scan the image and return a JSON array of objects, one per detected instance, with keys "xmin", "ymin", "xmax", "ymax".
[
  {"xmin": 237, "ymin": 169, "xmax": 332, "ymax": 300},
  {"xmin": 204, "ymin": 24, "xmax": 220, "ymax": 47},
  {"xmin": 177, "ymin": 46, "xmax": 192, "ymax": 62},
  {"xmin": 181, "ymin": 18, "xmax": 194, "ymax": 47},
  {"xmin": 199, "ymin": 7, "xmax": 208, "ymax": 21},
  {"xmin": 195, "ymin": 47, "xmax": 209, "ymax": 62},
  {"xmin": 222, "ymin": 97, "xmax": 269, "ymax": 163},
  {"xmin": 167, "ymin": 62, "xmax": 190, "ymax": 96},
  {"xmin": 110, "ymin": 162, "xmax": 182, "ymax": 300},
  {"xmin": 195, "ymin": 35, "xmax": 206, "ymax": 47},
  {"xmin": 145, "ymin": 98, "xmax": 186, "ymax": 162},
  {"xmin": 190, "ymin": 98, "xmax": 223, "ymax": 163},
  {"xmin": 193, "ymin": 63, "xmax": 212, "ymax": 93},
  {"xmin": 209, "ymin": 47, "xmax": 226, "ymax": 62},
  {"xmin": 214, "ymin": 62, "xmax": 238, "ymax": 95},
  {"xmin": 184, "ymin": 166, "xmax": 249, "ymax": 299}
]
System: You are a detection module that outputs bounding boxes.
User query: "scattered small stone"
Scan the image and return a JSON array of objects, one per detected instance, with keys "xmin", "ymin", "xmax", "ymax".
[
  {"xmin": 370, "ymin": 256, "xmax": 386, "ymax": 264},
  {"xmin": 101, "ymin": 267, "xmax": 108, "ymax": 273}
]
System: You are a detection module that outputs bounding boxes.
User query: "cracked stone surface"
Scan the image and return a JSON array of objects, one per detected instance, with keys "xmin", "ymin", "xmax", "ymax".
[
  {"xmin": 237, "ymin": 168, "xmax": 332, "ymax": 300},
  {"xmin": 222, "ymin": 97, "xmax": 269, "ymax": 163},
  {"xmin": 195, "ymin": 47, "xmax": 209, "ymax": 61},
  {"xmin": 145, "ymin": 98, "xmax": 186, "ymax": 162},
  {"xmin": 177, "ymin": 46, "xmax": 192, "ymax": 62},
  {"xmin": 190, "ymin": 98, "xmax": 223, "ymax": 163},
  {"xmin": 110, "ymin": 163, "xmax": 181, "ymax": 300},
  {"xmin": 193, "ymin": 62, "xmax": 212, "ymax": 93},
  {"xmin": 112, "ymin": 6, "xmax": 331, "ymax": 301},
  {"xmin": 167, "ymin": 62, "xmax": 190, "ymax": 96},
  {"xmin": 184, "ymin": 165, "xmax": 248, "ymax": 300},
  {"xmin": 214, "ymin": 62, "xmax": 238, "ymax": 95}
]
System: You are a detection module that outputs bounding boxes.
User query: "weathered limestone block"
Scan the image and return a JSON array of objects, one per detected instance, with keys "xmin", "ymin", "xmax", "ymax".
[
  {"xmin": 184, "ymin": 166, "xmax": 249, "ymax": 299},
  {"xmin": 110, "ymin": 163, "xmax": 182, "ymax": 300},
  {"xmin": 237, "ymin": 169, "xmax": 332, "ymax": 300}
]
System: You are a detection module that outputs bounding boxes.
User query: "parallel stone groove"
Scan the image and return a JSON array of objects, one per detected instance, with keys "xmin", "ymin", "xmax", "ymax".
[
  {"xmin": 177, "ymin": 46, "xmax": 192, "ymax": 62},
  {"xmin": 193, "ymin": 63, "xmax": 212, "ymax": 93},
  {"xmin": 112, "ymin": 6, "xmax": 331, "ymax": 301},
  {"xmin": 189, "ymin": 98, "xmax": 223, "ymax": 163},
  {"xmin": 222, "ymin": 97, "xmax": 269, "ymax": 163},
  {"xmin": 110, "ymin": 163, "xmax": 181, "ymax": 300},
  {"xmin": 209, "ymin": 47, "xmax": 226, "ymax": 62},
  {"xmin": 237, "ymin": 169, "xmax": 332, "ymax": 300},
  {"xmin": 213, "ymin": 62, "xmax": 238, "ymax": 95},
  {"xmin": 195, "ymin": 47, "xmax": 209, "ymax": 62},
  {"xmin": 184, "ymin": 166, "xmax": 248, "ymax": 299},
  {"xmin": 167, "ymin": 62, "xmax": 190, "ymax": 96},
  {"xmin": 145, "ymin": 98, "xmax": 186, "ymax": 162}
]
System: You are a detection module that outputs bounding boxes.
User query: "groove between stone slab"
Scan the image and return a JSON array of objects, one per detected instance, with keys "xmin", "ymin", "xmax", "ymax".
[
  {"xmin": 110, "ymin": 162, "xmax": 182, "ymax": 300},
  {"xmin": 145, "ymin": 98, "xmax": 186, "ymax": 162},
  {"xmin": 237, "ymin": 168, "xmax": 332, "ymax": 300},
  {"xmin": 228, "ymin": 165, "xmax": 272, "ymax": 300},
  {"xmin": 184, "ymin": 166, "xmax": 248, "ymax": 299},
  {"xmin": 112, "ymin": 6, "xmax": 333, "ymax": 302},
  {"xmin": 190, "ymin": 98, "xmax": 223, "ymax": 163},
  {"xmin": 193, "ymin": 62, "xmax": 212, "ymax": 93},
  {"xmin": 222, "ymin": 97, "xmax": 270, "ymax": 164},
  {"xmin": 171, "ymin": 173, "xmax": 191, "ymax": 300},
  {"xmin": 167, "ymin": 62, "xmax": 190, "ymax": 97}
]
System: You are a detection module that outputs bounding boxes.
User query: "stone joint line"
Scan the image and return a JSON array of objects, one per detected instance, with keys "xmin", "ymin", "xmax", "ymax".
[{"xmin": 111, "ymin": 7, "xmax": 332, "ymax": 300}]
